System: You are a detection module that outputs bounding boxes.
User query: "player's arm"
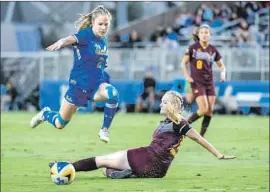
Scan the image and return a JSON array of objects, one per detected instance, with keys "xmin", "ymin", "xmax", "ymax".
[
  {"xmin": 181, "ymin": 54, "xmax": 194, "ymax": 83},
  {"xmin": 46, "ymin": 35, "xmax": 77, "ymax": 51},
  {"xmin": 186, "ymin": 128, "xmax": 236, "ymax": 160},
  {"xmin": 216, "ymin": 59, "xmax": 226, "ymax": 82}
]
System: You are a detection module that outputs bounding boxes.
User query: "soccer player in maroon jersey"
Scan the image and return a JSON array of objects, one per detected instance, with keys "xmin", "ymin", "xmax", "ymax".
[
  {"xmin": 181, "ymin": 24, "xmax": 226, "ymax": 137},
  {"xmin": 49, "ymin": 91, "xmax": 235, "ymax": 179}
]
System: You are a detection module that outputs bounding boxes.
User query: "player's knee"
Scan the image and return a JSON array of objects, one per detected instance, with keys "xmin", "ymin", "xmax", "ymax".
[
  {"xmin": 205, "ymin": 111, "xmax": 212, "ymax": 116},
  {"xmin": 105, "ymin": 85, "xmax": 119, "ymax": 103},
  {"xmin": 55, "ymin": 122, "xmax": 65, "ymax": 129},
  {"xmin": 198, "ymin": 107, "xmax": 208, "ymax": 115},
  {"xmin": 54, "ymin": 114, "xmax": 69, "ymax": 129}
]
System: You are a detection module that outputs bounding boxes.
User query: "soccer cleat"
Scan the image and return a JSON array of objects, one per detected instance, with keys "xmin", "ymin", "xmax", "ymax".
[
  {"xmin": 99, "ymin": 128, "xmax": 109, "ymax": 143},
  {"xmin": 109, "ymin": 169, "xmax": 133, "ymax": 179},
  {"xmin": 30, "ymin": 107, "xmax": 51, "ymax": 128}
]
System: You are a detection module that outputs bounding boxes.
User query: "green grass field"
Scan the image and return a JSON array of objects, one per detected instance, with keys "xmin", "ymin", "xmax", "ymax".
[{"xmin": 1, "ymin": 112, "xmax": 269, "ymax": 192}]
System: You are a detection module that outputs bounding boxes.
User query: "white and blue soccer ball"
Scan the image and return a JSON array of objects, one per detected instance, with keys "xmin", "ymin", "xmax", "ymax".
[{"xmin": 50, "ymin": 161, "xmax": 75, "ymax": 185}]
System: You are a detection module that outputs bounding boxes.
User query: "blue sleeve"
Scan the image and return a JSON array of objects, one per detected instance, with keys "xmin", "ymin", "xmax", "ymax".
[{"xmin": 73, "ymin": 28, "xmax": 91, "ymax": 45}]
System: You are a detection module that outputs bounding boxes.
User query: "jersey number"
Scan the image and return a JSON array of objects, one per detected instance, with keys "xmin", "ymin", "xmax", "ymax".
[
  {"xmin": 196, "ymin": 60, "xmax": 203, "ymax": 70},
  {"xmin": 97, "ymin": 57, "xmax": 104, "ymax": 68},
  {"xmin": 169, "ymin": 137, "xmax": 183, "ymax": 157}
]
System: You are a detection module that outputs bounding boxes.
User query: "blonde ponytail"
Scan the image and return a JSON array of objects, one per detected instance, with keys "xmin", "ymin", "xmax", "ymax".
[{"xmin": 75, "ymin": 5, "xmax": 112, "ymax": 32}]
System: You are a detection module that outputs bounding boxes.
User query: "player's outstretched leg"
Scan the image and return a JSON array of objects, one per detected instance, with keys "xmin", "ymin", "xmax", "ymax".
[{"xmin": 30, "ymin": 107, "xmax": 51, "ymax": 128}]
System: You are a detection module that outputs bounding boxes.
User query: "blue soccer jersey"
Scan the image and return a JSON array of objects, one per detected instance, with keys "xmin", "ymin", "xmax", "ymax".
[{"xmin": 70, "ymin": 27, "xmax": 108, "ymax": 91}]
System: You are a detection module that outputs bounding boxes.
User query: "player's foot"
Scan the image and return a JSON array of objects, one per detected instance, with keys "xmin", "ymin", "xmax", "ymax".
[
  {"xmin": 99, "ymin": 128, "xmax": 109, "ymax": 143},
  {"xmin": 109, "ymin": 169, "xmax": 133, "ymax": 179},
  {"xmin": 30, "ymin": 107, "xmax": 51, "ymax": 128}
]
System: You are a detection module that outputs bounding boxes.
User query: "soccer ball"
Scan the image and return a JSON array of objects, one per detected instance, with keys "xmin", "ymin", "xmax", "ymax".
[{"xmin": 50, "ymin": 161, "xmax": 75, "ymax": 185}]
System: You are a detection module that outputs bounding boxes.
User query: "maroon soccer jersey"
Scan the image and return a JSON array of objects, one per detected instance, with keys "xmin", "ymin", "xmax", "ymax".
[
  {"xmin": 127, "ymin": 119, "xmax": 192, "ymax": 178},
  {"xmin": 185, "ymin": 42, "xmax": 221, "ymax": 85}
]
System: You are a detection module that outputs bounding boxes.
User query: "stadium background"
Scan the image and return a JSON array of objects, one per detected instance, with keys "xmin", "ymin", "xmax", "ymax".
[{"xmin": 1, "ymin": 2, "xmax": 269, "ymax": 192}]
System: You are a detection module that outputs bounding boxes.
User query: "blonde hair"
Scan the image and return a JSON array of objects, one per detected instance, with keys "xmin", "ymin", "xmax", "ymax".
[
  {"xmin": 75, "ymin": 5, "xmax": 112, "ymax": 32},
  {"xmin": 165, "ymin": 90, "xmax": 184, "ymax": 114},
  {"xmin": 164, "ymin": 90, "xmax": 184, "ymax": 124},
  {"xmin": 192, "ymin": 26, "xmax": 199, "ymax": 42}
]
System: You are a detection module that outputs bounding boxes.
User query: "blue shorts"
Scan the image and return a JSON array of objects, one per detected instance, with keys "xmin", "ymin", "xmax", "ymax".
[{"xmin": 65, "ymin": 74, "xmax": 110, "ymax": 107}]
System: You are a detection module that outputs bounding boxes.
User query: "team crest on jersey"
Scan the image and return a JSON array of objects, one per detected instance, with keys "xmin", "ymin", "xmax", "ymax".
[
  {"xmin": 197, "ymin": 48, "xmax": 201, "ymax": 52},
  {"xmin": 94, "ymin": 44, "xmax": 107, "ymax": 56}
]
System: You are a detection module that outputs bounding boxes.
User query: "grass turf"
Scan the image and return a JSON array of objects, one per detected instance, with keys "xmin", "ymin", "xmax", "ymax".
[{"xmin": 1, "ymin": 112, "xmax": 269, "ymax": 192}]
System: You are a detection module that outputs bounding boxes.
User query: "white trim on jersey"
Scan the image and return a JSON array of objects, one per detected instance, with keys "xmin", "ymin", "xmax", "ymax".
[
  {"xmin": 73, "ymin": 34, "xmax": 79, "ymax": 44},
  {"xmin": 179, "ymin": 124, "xmax": 187, "ymax": 134},
  {"xmin": 184, "ymin": 128, "xmax": 192, "ymax": 136}
]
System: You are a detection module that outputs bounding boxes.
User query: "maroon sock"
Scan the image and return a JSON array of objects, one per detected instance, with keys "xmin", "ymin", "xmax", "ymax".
[
  {"xmin": 200, "ymin": 115, "xmax": 212, "ymax": 137},
  {"xmin": 188, "ymin": 112, "xmax": 201, "ymax": 124},
  {"xmin": 72, "ymin": 157, "xmax": 98, "ymax": 172}
]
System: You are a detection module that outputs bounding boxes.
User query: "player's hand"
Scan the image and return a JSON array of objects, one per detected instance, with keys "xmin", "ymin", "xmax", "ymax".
[
  {"xmin": 187, "ymin": 77, "xmax": 194, "ymax": 83},
  {"xmin": 220, "ymin": 76, "xmax": 226, "ymax": 82},
  {"xmin": 46, "ymin": 40, "xmax": 64, "ymax": 51},
  {"xmin": 218, "ymin": 155, "xmax": 236, "ymax": 160},
  {"xmin": 220, "ymin": 72, "xmax": 226, "ymax": 82}
]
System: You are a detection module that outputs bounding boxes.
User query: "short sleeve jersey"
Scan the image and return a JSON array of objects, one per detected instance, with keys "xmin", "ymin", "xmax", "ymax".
[{"xmin": 185, "ymin": 42, "xmax": 221, "ymax": 85}]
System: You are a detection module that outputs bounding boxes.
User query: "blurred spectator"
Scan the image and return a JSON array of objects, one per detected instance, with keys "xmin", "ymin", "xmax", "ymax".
[
  {"xmin": 234, "ymin": 2, "xmax": 248, "ymax": 19},
  {"xmin": 150, "ymin": 25, "xmax": 164, "ymax": 42},
  {"xmin": 156, "ymin": 26, "xmax": 180, "ymax": 49},
  {"xmin": 245, "ymin": 2, "xmax": 261, "ymax": 13},
  {"xmin": 127, "ymin": 30, "xmax": 143, "ymax": 48},
  {"xmin": 220, "ymin": 4, "xmax": 232, "ymax": 20},
  {"xmin": 166, "ymin": 1, "xmax": 176, "ymax": 8},
  {"xmin": 135, "ymin": 72, "xmax": 156, "ymax": 113},
  {"xmin": 202, "ymin": 5, "xmax": 214, "ymax": 22},
  {"xmin": 195, "ymin": 8, "xmax": 203, "ymax": 25},
  {"xmin": 1, "ymin": 80, "xmax": 18, "ymax": 111},
  {"xmin": 164, "ymin": 26, "xmax": 179, "ymax": 49},
  {"xmin": 235, "ymin": 20, "xmax": 251, "ymax": 44},
  {"xmin": 112, "ymin": 33, "xmax": 121, "ymax": 42},
  {"xmin": 213, "ymin": 4, "xmax": 221, "ymax": 18},
  {"xmin": 174, "ymin": 11, "xmax": 193, "ymax": 29},
  {"xmin": 229, "ymin": 12, "xmax": 238, "ymax": 21},
  {"xmin": 150, "ymin": 2, "xmax": 266, "ymax": 48}
]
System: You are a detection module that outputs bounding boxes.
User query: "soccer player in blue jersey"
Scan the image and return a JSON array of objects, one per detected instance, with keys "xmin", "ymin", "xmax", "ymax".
[
  {"xmin": 30, "ymin": 5, "xmax": 117, "ymax": 143},
  {"xmin": 49, "ymin": 91, "xmax": 235, "ymax": 179}
]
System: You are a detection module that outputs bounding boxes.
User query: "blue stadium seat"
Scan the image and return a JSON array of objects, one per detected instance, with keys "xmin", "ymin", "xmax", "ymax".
[
  {"xmin": 171, "ymin": 79, "xmax": 185, "ymax": 93},
  {"xmin": 155, "ymin": 81, "xmax": 173, "ymax": 92}
]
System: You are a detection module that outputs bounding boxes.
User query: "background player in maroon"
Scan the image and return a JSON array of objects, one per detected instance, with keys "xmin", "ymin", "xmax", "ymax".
[
  {"xmin": 181, "ymin": 24, "xmax": 226, "ymax": 137},
  {"xmin": 49, "ymin": 91, "xmax": 235, "ymax": 179}
]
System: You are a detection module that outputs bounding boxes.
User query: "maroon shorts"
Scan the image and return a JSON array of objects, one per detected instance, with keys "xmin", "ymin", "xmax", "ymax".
[
  {"xmin": 190, "ymin": 82, "xmax": 216, "ymax": 98},
  {"xmin": 127, "ymin": 147, "xmax": 165, "ymax": 178}
]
